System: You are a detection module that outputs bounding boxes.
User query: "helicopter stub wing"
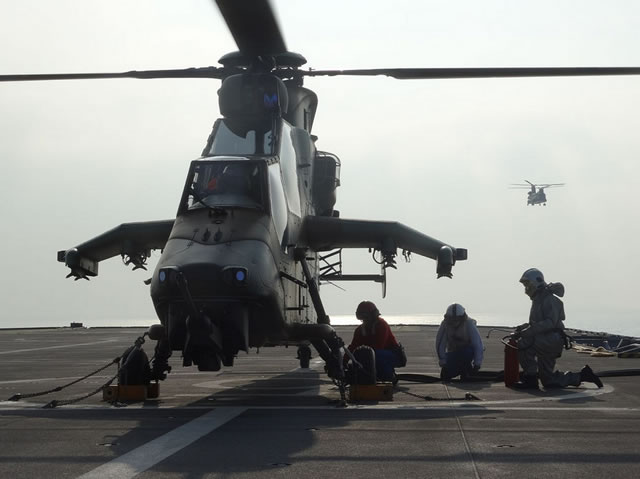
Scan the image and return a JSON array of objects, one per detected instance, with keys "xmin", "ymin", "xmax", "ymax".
[
  {"xmin": 301, "ymin": 216, "xmax": 467, "ymax": 278},
  {"xmin": 57, "ymin": 220, "xmax": 175, "ymax": 279}
]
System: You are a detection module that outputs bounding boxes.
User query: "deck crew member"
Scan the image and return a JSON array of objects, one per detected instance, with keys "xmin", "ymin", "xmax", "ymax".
[
  {"xmin": 347, "ymin": 301, "xmax": 404, "ymax": 381},
  {"xmin": 512, "ymin": 268, "xmax": 603, "ymax": 390},
  {"xmin": 436, "ymin": 303, "xmax": 484, "ymax": 381}
]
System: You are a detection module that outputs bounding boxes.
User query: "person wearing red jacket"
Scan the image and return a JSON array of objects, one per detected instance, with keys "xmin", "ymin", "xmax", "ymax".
[{"xmin": 347, "ymin": 301, "xmax": 402, "ymax": 381}]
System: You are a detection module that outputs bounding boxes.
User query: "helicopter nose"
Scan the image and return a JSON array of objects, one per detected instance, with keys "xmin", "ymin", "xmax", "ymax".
[
  {"xmin": 157, "ymin": 264, "xmax": 248, "ymax": 289},
  {"xmin": 152, "ymin": 239, "xmax": 280, "ymax": 301}
]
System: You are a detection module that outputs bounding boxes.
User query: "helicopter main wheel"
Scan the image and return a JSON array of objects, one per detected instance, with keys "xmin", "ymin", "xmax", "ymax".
[
  {"xmin": 348, "ymin": 345, "xmax": 377, "ymax": 385},
  {"xmin": 119, "ymin": 346, "xmax": 151, "ymax": 386},
  {"xmin": 297, "ymin": 344, "xmax": 312, "ymax": 369}
]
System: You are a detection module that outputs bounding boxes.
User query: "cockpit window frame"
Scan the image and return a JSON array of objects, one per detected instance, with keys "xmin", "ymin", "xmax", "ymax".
[
  {"xmin": 202, "ymin": 118, "xmax": 280, "ymax": 157},
  {"xmin": 177, "ymin": 158, "xmax": 271, "ymax": 215}
]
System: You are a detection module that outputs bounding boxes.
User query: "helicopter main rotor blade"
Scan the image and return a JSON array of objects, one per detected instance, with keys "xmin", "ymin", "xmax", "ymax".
[
  {"xmin": 303, "ymin": 66, "xmax": 640, "ymax": 80},
  {"xmin": 215, "ymin": 0, "xmax": 286, "ymax": 59},
  {"xmin": 0, "ymin": 67, "xmax": 227, "ymax": 83}
]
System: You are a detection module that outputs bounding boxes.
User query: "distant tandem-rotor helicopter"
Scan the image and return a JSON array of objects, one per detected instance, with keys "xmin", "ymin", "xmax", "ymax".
[{"xmin": 510, "ymin": 180, "xmax": 566, "ymax": 206}]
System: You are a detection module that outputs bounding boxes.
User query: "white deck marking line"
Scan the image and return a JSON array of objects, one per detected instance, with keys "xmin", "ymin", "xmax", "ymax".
[
  {"xmin": 445, "ymin": 384, "xmax": 481, "ymax": 479},
  {"xmin": 1, "ymin": 402, "xmax": 639, "ymax": 412},
  {"xmin": 0, "ymin": 339, "xmax": 118, "ymax": 355},
  {"xmin": 0, "ymin": 376, "xmax": 99, "ymax": 385},
  {"xmin": 288, "ymin": 357, "xmax": 325, "ymax": 373},
  {"xmin": 76, "ymin": 407, "xmax": 246, "ymax": 479}
]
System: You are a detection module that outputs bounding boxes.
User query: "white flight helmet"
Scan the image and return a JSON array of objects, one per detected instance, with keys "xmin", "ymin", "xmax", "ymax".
[{"xmin": 520, "ymin": 268, "xmax": 546, "ymax": 297}]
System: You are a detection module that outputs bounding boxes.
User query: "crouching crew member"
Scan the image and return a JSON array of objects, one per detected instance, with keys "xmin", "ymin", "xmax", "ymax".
[
  {"xmin": 513, "ymin": 268, "xmax": 603, "ymax": 390},
  {"xmin": 347, "ymin": 301, "xmax": 404, "ymax": 381},
  {"xmin": 436, "ymin": 303, "xmax": 484, "ymax": 381}
]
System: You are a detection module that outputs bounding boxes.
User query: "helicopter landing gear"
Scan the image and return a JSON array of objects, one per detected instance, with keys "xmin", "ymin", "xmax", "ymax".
[
  {"xmin": 297, "ymin": 343, "xmax": 312, "ymax": 368},
  {"xmin": 150, "ymin": 340, "xmax": 172, "ymax": 381},
  {"xmin": 118, "ymin": 330, "xmax": 161, "ymax": 386},
  {"xmin": 119, "ymin": 344, "xmax": 151, "ymax": 386},
  {"xmin": 345, "ymin": 345, "xmax": 377, "ymax": 385},
  {"xmin": 146, "ymin": 324, "xmax": 172, "ymax": 381}
]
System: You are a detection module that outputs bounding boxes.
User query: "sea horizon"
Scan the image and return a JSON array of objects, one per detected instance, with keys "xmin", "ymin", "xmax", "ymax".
[{"xmin": 4, "ymin": 312, "xmax": 638, "ymax": 337}]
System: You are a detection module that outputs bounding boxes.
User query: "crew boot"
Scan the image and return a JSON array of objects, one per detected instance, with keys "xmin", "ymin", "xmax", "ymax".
[
  {"xmin": 511, "ymin": 374, "xmax": 539, "ymax": 390},
  {"xmin": 580, "ymin": 365, "xmax": 603, "ymax": 388}
]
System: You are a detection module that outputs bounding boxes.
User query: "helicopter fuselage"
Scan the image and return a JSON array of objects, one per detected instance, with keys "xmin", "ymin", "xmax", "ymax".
[
  {"xmin": 148, "ymin": 111, "xmax": 331, "ymax": 370},
  {"xmin": 527, "ymin": 187, "xmax": 547, "ymax": 205}
]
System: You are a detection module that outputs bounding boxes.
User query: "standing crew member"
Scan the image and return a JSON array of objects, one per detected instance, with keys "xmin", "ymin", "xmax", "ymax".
[
  {"xmin": 513, "ymin": 268, "xmax": 603, "ymax": 390},
  {"xmin": 347, "ymin": 301, "xmax": 403, "ymax": 381},
  {"xmin": 436, "ymin": 303, "xmax": 484, "ymax": 381}
]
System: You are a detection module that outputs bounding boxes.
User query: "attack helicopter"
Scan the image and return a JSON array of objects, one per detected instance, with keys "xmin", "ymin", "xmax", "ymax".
[
  {"xmin": 2, "ymin": 0, "xmax": 639, "ymax": 387},
  {"xmin": 510, "ymin": 180, "xmax": 565, "ymax": 206}
]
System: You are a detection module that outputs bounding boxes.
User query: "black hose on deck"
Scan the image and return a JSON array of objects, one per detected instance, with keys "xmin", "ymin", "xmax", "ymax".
[{"xmin": 595, "ymin": 369, "xmax": 640, "ymax": 377}]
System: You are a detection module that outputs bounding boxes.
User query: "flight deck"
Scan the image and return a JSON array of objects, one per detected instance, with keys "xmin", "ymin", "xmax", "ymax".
[{"xmin": 1, "ymin": 325, "xmax": 639, "ymax": 478}]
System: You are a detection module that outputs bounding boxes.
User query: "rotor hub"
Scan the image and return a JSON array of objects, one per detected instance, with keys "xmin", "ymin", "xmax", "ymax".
[{"xmin": 218, "ymin": 51, "xmax": 307, "ymax": 70}]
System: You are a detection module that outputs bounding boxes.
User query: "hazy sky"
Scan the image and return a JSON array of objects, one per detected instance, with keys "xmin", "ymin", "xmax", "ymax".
[{"xmin": 1, "ymin": 1, "xmax": 639, "ymax": 334}]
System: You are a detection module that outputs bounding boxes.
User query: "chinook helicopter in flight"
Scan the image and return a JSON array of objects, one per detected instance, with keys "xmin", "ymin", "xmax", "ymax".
[
  {"xmin": 510, "ymin": 180, "xmax": 566, "ymax": 206},
  {"xmin": 2, "ymin": 0, "xmax": 639, "ymax": 387}
]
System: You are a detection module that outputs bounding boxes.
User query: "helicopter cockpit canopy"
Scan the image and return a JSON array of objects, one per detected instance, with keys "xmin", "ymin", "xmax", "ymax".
[
  {"xmin": 183, "ymin": 159, "xmax": 267, "ymax": 211},
  {"xmin": 204, "ymin": 118, "xmax": 277, "ymax": 156},
  {"xmin": 200, "ymin": 117, "xmax": 303, "ymax": 223}
]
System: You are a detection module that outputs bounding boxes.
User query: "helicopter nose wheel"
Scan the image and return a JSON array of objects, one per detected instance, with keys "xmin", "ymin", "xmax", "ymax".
[{"xmin": 297, "ymin": 343, "xmax": 312, "ymax": 368}]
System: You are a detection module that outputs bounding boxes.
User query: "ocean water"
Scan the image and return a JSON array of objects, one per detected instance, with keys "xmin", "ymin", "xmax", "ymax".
[
  {"xmin": 333, "ymin": 313, "xmax": 639, "ymax": 337},
  {"xmin": 331, "ymin": 314, "xmax": 450, "ymax": 326},
  {"xmin": 57, "ymin": 312, "xmax": 638, "ymax": 337}
]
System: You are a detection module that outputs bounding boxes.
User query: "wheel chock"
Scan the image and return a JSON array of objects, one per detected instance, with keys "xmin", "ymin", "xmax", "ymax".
[
  {"xmin": 349, "ymin": 382, "xmax": 393, "ymax": 401},
  {"xmin": 102, "ymin": 383, "xmax": 160, "ymax": 402}
]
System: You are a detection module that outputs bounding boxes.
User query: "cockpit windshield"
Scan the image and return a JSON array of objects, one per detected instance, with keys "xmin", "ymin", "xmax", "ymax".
[
  {"xmin": 184, "ymin": 160, "xmax": 266, "ymax": 211},
  {"xmin": 204, "ymin": 119, "xmax": 277, "ymax": 156}
]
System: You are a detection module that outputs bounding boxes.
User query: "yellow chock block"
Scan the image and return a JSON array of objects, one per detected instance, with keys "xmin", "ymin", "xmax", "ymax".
[
  {"xmin": 102, "ymin": 383, "xmax": 160, "ymax": 402},
  {"xmin": 349, "ymin": 382, "xmax": 393, "ymax": 402}
]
